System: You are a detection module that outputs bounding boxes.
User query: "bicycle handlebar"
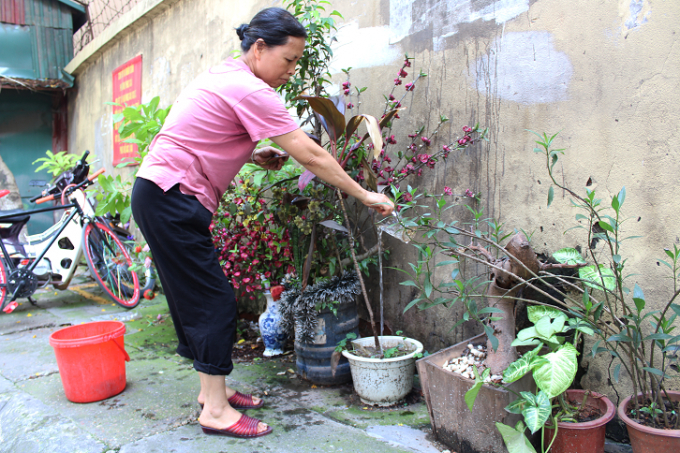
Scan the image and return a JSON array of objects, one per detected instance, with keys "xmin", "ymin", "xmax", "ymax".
[
  {"xmin": 35, "ymin": 194, "xmax": 55, "ymax": 205},
  {"xmin": 88, "ymin": 168, "xmax": 105, "ymax": 181},
  {"xmin": 35, "ymin": 167, "xmax": 106, "ymax": 204}
]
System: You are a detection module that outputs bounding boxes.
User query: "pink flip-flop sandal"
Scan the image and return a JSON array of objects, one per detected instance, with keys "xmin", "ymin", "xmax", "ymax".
[
  {"xmin": 228, "ymin": 391, "xmax": 264, "ymax": 410},
  {"xmin": 198, "ymin": 391, "xmax": 264, "ymax": 410},
  {"xmin": 201, "ymin": 413, "xmax": 273, "ymax": 438}
]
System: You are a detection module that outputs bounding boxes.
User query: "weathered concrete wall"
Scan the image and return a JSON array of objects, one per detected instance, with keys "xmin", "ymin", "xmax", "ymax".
[{"xmin": 66, "ymin": 0, "xmax": 680, "ymax": 396}]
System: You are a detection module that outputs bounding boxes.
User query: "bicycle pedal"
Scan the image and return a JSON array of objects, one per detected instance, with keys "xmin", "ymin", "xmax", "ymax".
[{"xmin": 2, "ymin": 302, "xmax": 19, "ymax": 314}]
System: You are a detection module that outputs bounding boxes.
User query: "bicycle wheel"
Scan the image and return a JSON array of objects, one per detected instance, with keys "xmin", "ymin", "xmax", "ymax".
[{"xmin": 82, "ymin": 222, "xmax": 141, "ymax": 308}]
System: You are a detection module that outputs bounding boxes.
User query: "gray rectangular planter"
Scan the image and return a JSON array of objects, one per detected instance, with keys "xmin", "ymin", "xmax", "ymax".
[{"xmin": 416, "ymin": 333, "xmax": 537, "ymax": 453}]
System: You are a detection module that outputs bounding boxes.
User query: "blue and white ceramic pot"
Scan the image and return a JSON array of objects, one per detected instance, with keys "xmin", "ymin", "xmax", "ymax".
[{"xmin": 258, "ymin": 291, "xmax": 287, "ymax": 357}]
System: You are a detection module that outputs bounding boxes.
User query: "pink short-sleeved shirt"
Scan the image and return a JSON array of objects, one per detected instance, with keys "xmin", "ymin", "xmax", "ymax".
[{"xmin": 136, "ymin": 59, "xmax": 299, "ymax": 213}]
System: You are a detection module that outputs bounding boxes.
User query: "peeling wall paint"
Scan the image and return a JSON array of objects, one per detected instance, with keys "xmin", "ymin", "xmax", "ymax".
[
  {"xmin": 389, "ymin": 0, "xmax": 529, "ymax": 50},
  {"xmin": 622, "ymin": 0, "xmax": 651, "ymax": 34},
  {"xmin": 470, "ymin": 31, "xmax": 573, "ymax": 105},
  {"xmin": 329, "ymin": 21, "xmax": 402, "ymax": 73}
]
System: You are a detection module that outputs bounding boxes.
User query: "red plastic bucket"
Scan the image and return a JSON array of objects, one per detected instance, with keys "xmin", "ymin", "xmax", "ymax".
[{"xmin": 49, "ymin": 321, "xmax": 130, "ymax": 403}]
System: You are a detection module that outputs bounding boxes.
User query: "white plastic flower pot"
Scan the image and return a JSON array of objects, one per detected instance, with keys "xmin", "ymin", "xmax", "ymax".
[{"xmin": 342, "ymin": 336, "xmax": 423, "ymax": 406}]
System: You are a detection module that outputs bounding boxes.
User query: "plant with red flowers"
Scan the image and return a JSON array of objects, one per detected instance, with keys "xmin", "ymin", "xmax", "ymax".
[{"xmin": 211, "ymin": 169, "xmax": 296, "ymax": 301}]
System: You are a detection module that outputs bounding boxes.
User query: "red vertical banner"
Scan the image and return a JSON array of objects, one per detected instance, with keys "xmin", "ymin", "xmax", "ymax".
[{"xmin": 112, "ymin": 55, "xmax": 143, "ymax": 166}]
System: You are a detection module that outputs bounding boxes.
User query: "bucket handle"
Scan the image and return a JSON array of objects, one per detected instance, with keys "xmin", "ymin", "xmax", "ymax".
[{"xmin": 112, "ymin": 339, "xmax": 131, "ymax": 362}]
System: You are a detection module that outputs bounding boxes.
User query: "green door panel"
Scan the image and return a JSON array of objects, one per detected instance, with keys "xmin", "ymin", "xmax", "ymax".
[{"xmin": 0, "ymin": 90, "xmax": 57, "ymax": 235}]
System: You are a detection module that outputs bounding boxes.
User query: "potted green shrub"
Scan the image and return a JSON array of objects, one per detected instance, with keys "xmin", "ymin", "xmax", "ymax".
[{"xmin": 535, "ymin": 133, "xmax": 680, "ymax": 452}]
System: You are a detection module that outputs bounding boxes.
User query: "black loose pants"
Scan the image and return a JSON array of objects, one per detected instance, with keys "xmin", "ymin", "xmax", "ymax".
[{"xmin": 131, "ymin": 177, "xmax": 236, "ymax": 375}]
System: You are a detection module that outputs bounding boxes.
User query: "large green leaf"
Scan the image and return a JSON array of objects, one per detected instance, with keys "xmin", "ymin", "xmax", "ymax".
[
  {"xmin": 522, "ymin": 391, "xmax": 551, "ymax": 434},
  {"xmin": 552, "ymin": 248, "xmax": 586, "ymax": 265},
  {"xmin": 495, "ymin": 422, "xmax": 538, "ymax": 453},
  {"xmin": 503, "ymin": 345, "xmax": 542, "ymax": 383},
  {"xmin": 527, "ymin": 305, "xmax": 564, "ymax": 323},
  {"xmin": 579, "ymin": 265, "xmax": 616, "ymax": 292},
  {"xmin": 532, "ymin": 343, "xmax": 578, "ymax": 398}
]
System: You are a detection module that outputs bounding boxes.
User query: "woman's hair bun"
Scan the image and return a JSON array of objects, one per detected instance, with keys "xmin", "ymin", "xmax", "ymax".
[{"xmin": 236, "ymin": 24, "xmax": 249, "ymax": 41}]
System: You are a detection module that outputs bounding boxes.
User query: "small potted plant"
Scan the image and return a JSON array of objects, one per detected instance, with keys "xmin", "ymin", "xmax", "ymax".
[{"xmin": 338, "ymin": 330, "xmax": 423, "ymax": 406}]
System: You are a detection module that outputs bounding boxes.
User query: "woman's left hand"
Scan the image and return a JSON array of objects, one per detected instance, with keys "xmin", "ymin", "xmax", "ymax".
[{"xmin": 252, "ymin": 146, "xmax": 289, "ymax": 171}]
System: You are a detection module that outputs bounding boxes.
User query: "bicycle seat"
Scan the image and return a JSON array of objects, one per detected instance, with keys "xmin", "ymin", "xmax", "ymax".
[{"xmin": 0, "ymin": 209, "xmax": 29, "ymax": 242}]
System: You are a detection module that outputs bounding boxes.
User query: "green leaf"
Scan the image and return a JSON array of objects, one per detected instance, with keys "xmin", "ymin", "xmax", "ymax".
[
  {"xmin": 642, "ymin": 367, "xmax": 666, "ymax": 377},
  {"xmin": 527, "ymin": 305, "xmax": 564, "ymax": 323},
  {"xmin": 552, "ymin": 248, "xmax": 586, "ymax": 265},
  {"xmin": 503, "ymin": 345, "xmax": 542, "ymax": 383},
  {"xmin": 505, "ymin": 397, "xmax": 526, "ymax": 415},
  {"xmin": 633, "ymin": 284, "xmax": 645, "ymax": 313},
  {"xmin": 579, "ymin": 265, "xmax": 616, "ymax": 292},
  {"xmin": 532, "ymin": 343, "xmax": 578, "ymax": 399},
  {"xmin": 608, "ymin": 333, "xmax": 632, "ymax": 343},
  {"xmin": 671, "ymin": 304, "xmax": 680, "ymax": 317},
  {"xmin": 495, "ymin": 422, "xmax": 537, "ymax": 453},
  {"xmin": 597, "ymin": 220, "xmax": 614, "ymax": 233},
  {"xmin": 547, "ymin": 186, "xmax": 554, "ymax": 207},
  {"xmin": 465, "ymin": 380, "xmax": 484, "ymax": 411},
  {"xmin": 522, "ymin": 391, "xmax": 551, "ymax": 434}
]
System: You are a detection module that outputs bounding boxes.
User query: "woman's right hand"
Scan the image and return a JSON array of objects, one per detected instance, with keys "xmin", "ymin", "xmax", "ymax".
[{"xmin": 361, "ymin": 191, "xmax": 394, "ymax": 216}]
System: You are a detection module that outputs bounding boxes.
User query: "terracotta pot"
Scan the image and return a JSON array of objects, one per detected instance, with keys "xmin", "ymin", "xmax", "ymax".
[
  {"xmin": 543, "ymin": 390, "xmax": 615, "ymax": 453},
  {"xmin": 618, "ymin": 391, "xmax": 680, "ymax": 453}
]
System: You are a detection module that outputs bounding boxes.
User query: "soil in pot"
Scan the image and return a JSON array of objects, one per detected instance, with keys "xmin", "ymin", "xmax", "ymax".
[
  {"xmin": 349, "ymin": 340, "xmax": 416, "ymax": 359},
  {"xmin": 624, "ymin": 395, "xmax": 679, "ymax": 430},
  {"xmin": 618, "ymin": 392, "xmax": 680, "ymax": 453},
  {"xmin": 544, "ymin": 390, "xmax": 616, "ymax": 453}
]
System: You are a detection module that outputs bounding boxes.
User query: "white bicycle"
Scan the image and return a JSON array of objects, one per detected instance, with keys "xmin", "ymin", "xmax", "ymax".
[{"xmin": 0, "ymin": 152, "xmax": 140, "ymax": 313}]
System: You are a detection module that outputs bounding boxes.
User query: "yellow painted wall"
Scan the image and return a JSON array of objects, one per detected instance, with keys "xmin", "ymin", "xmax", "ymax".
[{"xmin": 66, "ymin": 0, "xmax": 680, "ymax": 397}]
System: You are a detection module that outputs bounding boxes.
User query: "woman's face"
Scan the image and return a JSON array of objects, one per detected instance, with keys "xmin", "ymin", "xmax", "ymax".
[{"xmin": 253, "ymin": 36, "xmax": 306, "ymax": 88}]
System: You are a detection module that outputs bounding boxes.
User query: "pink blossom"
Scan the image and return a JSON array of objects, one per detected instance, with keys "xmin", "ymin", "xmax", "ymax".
[
  {"xmin": 418, "ymin": 154, "xmax": 430, "ymax": 163},
  {"xmin": 344, "ymin": 89, "xmax": 350, "ymax": 96},
  {"xmin": 403, "ymin": 59, "xmax": 411, "ymax": 68},
  {"xmin": 458, "ymin": 138, "xmax": 467, "ymax": 145},
  {"xmin": 421, "ymin": 137, "xmax": 431, "ymax": 146},
  {"xmin": 389, "ymin": 94, "xmax": 396, "ymax": 101},
  {"xmin": 342, "ymin": 81, "xmax": 351, "ymax": 89},
  {"xmin": 347, "ymin": 102, "xmax": 354, "ymax": 108},
  {"xmin": 444, "ymin": 186, "xmax": 453, "ymax": 196},
  {"xmin": 399, "ymin": 69, "xmax": 408, "ymax": 78},
  {"xmin": 394, "ymin": 78, "xmax": 402, "ymax": 86},
  {"xmin": 462, "ymin": 125, "xmax": 472, "ymax": 133},
  {"xmin": 386, "ymin": 135, "xmax": 397, "ymax": 144},
  {"xmin": 465, "ymin": 189, "xmax": 475, "ymax": 198},
  {"xmin": 405, "ymin": 82, "xmax": 414, "ymax": 91},
  {"xmin": 417, "ymin": 169, "xmax": 423, "ymax": 176}
]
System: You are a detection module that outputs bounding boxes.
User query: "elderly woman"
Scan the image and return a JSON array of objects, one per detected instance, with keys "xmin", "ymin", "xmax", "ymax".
[{"xmin": 131, "ymin": 7, "xmax": 393, "ymax": 439}]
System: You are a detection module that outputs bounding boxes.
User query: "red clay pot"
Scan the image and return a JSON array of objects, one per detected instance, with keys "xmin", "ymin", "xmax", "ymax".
[
  {"xmin": 618, "ymin": 391, "xmax": 680, "ymax": 453},
  {"xmin": 544, "ymin": 390, "xmax": 616, "ymax": 453}
]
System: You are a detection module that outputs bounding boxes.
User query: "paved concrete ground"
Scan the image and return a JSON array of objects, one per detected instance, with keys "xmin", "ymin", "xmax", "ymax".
[{"xmin": 0, "ymin": 273, "xmax": 446, "ymax": 453}]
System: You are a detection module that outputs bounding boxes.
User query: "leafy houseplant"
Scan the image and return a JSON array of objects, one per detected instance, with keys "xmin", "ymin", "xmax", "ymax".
[
  {"xmin": 464, "ymin": 305, "xmax": 615, "ymax": 453},
  {"xmin": 535, "ymin": 133, "xmax": 680, "ymax": 452}
]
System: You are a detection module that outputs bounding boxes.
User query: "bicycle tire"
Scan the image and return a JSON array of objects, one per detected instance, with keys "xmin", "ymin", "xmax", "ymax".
[
  {"xmin": 0, "ymin": 258, "xmax": 7, "ymax": 309},
  {"xmin": 82, "ymin": 222, "xmax": 141, "ymax": 308}
]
